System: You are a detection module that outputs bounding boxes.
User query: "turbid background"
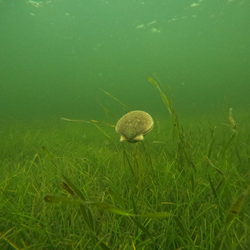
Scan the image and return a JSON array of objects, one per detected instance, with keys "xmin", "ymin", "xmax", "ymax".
[{"xmin": 1, "ymin": 0, "xmax": 249, "ymax": 123}]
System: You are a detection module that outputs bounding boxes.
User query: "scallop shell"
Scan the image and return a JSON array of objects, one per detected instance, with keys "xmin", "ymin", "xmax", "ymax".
[{"xmin": 115, "ymin": 110, "xmax": 154, "ymax": 143}]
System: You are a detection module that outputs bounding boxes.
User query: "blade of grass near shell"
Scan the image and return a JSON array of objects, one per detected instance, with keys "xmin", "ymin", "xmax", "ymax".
[
  {"xmin": 147, "ymin": 76, "xmax": 159, "ymax": 89},
  {"xmin": 62, "ymin": 175, "xmax": 86, "ymax": 201},
  {"xmin": 96, "ymin": 96, "xmax": 116, "ymax": 119},
  {"xmin": 44, "ymin": 195, "xmax": 173, "ymax": 218},
  {"xmin": 122, "ymin": 144, "xmax": 135, "ymax": 178},
  {"xmin": 44, "ymin": 198, "xmax": 111, "ymax": 249},
  {"xmin": 43, "ymin": 194, "xmax": 134, "ymax": 216},
  {"xmin": 91, "ymin": 123, "xmax": 111, "ymax": 138},
  {"xmin": 90, "ymin": 120, "xmax": 115, "ymax": 128},
  {"xmin": 94, "ymin": 204, "xmax": 169, "ymax": 218},
  {"xmin": 62, "ymin": 174, "xmax": 94, "ymax": 230},
  {"xmin": 148, "ymin": 75, "xmax": 184, "ymax": 160},
  {"xmin": 61, "ymin": 117, "xmax": 111, "ymax": 138},
  {"xmin": 91, "ymin": 202, "xmax": 135, "ymax": 216},
  {"xmin": 44, "ymin": 195, "xmax": 83, "ymax": 205},
  {"xmin": 161, "ymin": 92, "xmax": 172, "ymax": 115},
  {"xmin": 100, "ymin": 88, "xmax": 130, "ymax": 113},
  {"xmin": 60, "ymin": 117, "xmax": 91, "ymax": 124},
  {"xmin": 94, "ymin": 205, "xmax": 173, "ymax": 218},
  {"xmin": 41, "ymin": 147, "xmax": 94, "ymax": 229},
  {"xmin": 61, "ymin": 182, "xmax": 75, "ymax": 196},
  {"xmin": 130, "ymin": 217, "xmax": 154, "ymax": 243},
  {"xmin": 147, "ymin": 76, "xmax": 172, "ymax": 115},
  {"xmin": 90, "ymin": 202, "xmax": 173, "ymax": 218},
  {"xmin": 148, "ymin": 76, "xmax": 185, "ymax": 152}
]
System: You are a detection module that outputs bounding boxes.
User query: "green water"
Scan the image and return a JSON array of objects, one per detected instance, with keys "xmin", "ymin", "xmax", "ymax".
[
  {"xmin": 1, "ymin": 0, "xmax": 250, "ymax": 123},
  {"xmin": 1, "ymin": 1, "xmax": 250, "ymax": 249}
]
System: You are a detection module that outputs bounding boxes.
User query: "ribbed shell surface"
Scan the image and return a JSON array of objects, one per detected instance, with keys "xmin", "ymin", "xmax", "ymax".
[{"xmin": 115, "ymin": 110, "xmax": 154, "ymax": 141}]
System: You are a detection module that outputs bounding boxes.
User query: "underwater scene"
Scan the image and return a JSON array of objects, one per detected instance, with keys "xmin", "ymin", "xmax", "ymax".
[{"xmin": 1, "ymin": 0, "xmax": 250, "ymax": 249}]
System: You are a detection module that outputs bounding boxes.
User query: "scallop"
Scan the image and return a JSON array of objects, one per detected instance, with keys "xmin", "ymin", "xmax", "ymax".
[{"xmin": 115, "ymin": 110, "xmax": 154, "ymax": 143}]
